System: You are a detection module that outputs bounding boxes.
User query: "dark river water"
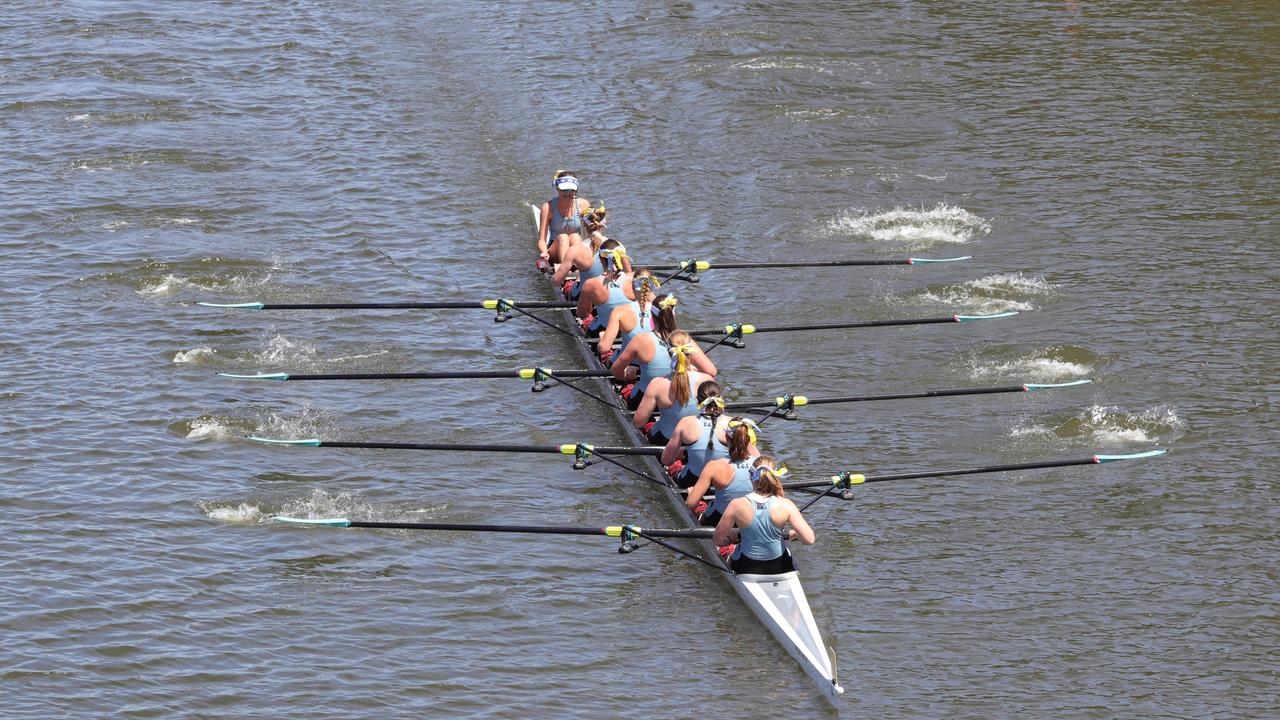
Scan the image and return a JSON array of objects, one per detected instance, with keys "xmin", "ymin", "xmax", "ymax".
[{"xmin": 2, "ymin": 1, "xmax": 1276, "ymax": 717}]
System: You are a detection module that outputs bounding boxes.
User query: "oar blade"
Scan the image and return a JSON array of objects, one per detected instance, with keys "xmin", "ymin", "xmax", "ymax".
[
  {"xmin": 907, "ymin": 256, "xmax": 972, "ymax": 264},
  {"xmin": 956, "ymin": 311, "xmax": 1020, "ymax": 321},
  {"xmin": 1095, "ymin": 449, "xmax": 1167, "ymax": 462},
  {"xmin": 247, "ymin": 436, "xmax": 322, "ymax": 446},
  {"xmin": 273, "ymin": 516, "xmax": 353, "ymax": 526},
  {"xmin": 198, "ymin": 301, "xmax": 265, "ymax": 309},
  {"xmin": 1024, "ymin": 379, "xmax": 1092, "ymax": 390},
  {"xmin": 218, "ymin": 372, "xmax": 290, "ymax": 380}
]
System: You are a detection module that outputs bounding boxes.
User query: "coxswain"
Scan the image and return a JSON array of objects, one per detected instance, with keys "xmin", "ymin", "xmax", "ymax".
[
  {"xmin": 536, "ymin": 171, "xmax": 590, "ymax": 268},
  {"xmin": 714, "ymin": 463, "xmax": 815, "ymax": 574},
  {"xmin": 635, "ymin": 340, "xmax": 713, "ymax": 445},
  {"xmin": 577, "ymin": 241, "xmax": 635, "ymax": 334},
  {"xmin": 660, "ymin": 381, "xmax": 730, "ymax": 489},
  {"xmin": 685, "ymin": 419, "xmax": 762, "ymax": 526},
  {"xmin": 552, "ymin": 204, "xmax": 608, "ymax": 299}
]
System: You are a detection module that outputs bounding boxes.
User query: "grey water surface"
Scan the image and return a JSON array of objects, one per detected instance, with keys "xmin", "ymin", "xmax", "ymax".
[{"xmin": 1, "ymin": 1, "xmax": 1276, "ymax": 718}]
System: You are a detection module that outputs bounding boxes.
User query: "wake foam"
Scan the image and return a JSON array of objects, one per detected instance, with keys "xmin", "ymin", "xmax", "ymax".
[{"xmin": 826, "ymin": 204, "xmax": 991, "ymax": 247}]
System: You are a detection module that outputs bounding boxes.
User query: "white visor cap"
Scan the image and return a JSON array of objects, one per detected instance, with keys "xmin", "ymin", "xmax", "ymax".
[{"xmin": 554, "ymin": 176, "xmax": 579, "ymax": 192}]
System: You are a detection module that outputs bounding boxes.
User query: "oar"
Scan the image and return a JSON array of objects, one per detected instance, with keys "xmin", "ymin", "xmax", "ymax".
[
  {"xmin": 786, "ymin": 449, "xmax": 1167, "ymax": 509},
  {"xmin": 274, "ymin": 516, "xmax": 712, "ymax": 539},
  {"xmin": 220, "ymin": 368, "xmax": 612, "ymax": 381},
  {"xmin": 647, "ymin": 256, "xmax": 971, "ymax": 283},
  {"xmin": 248, "ymin": 436, "xmax": 662, "ymax": 459},
  {"xmin": 197, "ymin": 299, "xmax": 574, "ymax": 310},
  {"xmin": 728, "ymin": 379, "xmax": 1092, "ymax": 417},
  {"xmin": 687, "ymin": 311, "xmax": 1019, "ymax": 351}
]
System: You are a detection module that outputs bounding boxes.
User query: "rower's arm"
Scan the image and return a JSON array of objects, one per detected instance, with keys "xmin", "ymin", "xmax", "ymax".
[
  {"xmin": 661, "ymin": 417, "xmax": 694, "ymax": 465},
  {"xmin": 684, "ymin": 462, "xmax": 719, "ymax": 511},
  {"xmin": 597, "ymin": 308, "xmax": 623, "ymax": 355},
  {"xmin": 576, "ymin": 278, "xmax": 599, "ymax": 320},
  {"xmin": 688, "ymin": 348, "xmax": 717, "ymax": 377},
  {"xmin": 712, "ymin": 500, "xmax": 744, "ymax": 546},
  {"xmin": 785, "ymin": 500, "xmax": 816, "ymax": 545},
  {"xmin": 633, "ymin": 377, "xmax": 664, "ymax": 428},
  {"xmin": 611, "ymin": 341, "xmax": 639, "ymax": 382}
]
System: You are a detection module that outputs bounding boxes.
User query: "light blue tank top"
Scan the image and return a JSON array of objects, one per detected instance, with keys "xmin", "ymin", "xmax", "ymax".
[
  {"xmin": 616, "ymin": 302, "xmax": 649, "ymax": 356},
  {"xmin": 683, "ymin": 415, "xmax": 729, "ymax": 477},
  {"xmin": 708, "ymin": 457, "xmax": 754, "ymax": 518},
  {"xmin": 650, "ymin": 379, "xmax": 700, "ymax": 441},
  {"xmin": 732, "ymin": 494, "xmax": 787, "ymax": 562},
  {"xmin": 633, "ymin": 337, "xmax": 672, "ymax": 394},
  {"xmin": 547, "ymin": 198, "xmax": 582, "ymax": 242},
  {"xmin": 588, "ymin": 278, "xmax": 630, "ymax": 332},
  {"xmin": 571, "ymin": 251, "xmax": 605, "ymax": 298}
]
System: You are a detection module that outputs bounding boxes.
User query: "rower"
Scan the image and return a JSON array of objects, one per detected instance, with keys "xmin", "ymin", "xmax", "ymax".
[
  {"xmin": 536, "ymin": 171, "xmax": 590, "ymax": 268},
  {"xmin": 552, "ymin": 204, "xmax": 608, "ymax": 300},
  {"xmin": 665, "ymin": 329, "xmax": 716, "ymax": 377},
  {"xmin": 610, "ymin": 291, "xmax": 674, "ymax": 411},
  {"xmin": 596, "ymin": 270, "xmax": 659, "ymax": 366},
  {"xmin": 713, "ymin": 463, "xmax": 815, "ymax": 575},
  {"xmin": 635, "ymin": 340, "xmax": 712, "ymax": 445},
  {"xmin": 661, "ymin": 381, "xmax": 730, "ymax": 489},
  {"xmin": 685, "ymin": 419, "xmax": 762, "ymax": 526},
  {"xmin": 575, "ymin": 242, "xmax": 634, "ymax": 333}
]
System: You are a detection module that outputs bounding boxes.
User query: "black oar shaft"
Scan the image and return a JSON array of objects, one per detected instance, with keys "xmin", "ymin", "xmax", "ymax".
[
  {"xmin": 647, "ymin": 259, "xmax": 910, "ymax": 270},
  {"xmin": 349, "ymin": 521, "xmax": 611, "ymax": 535},
  {"xmin": 687, "ymin": 316, "xmax": 959, "ymax": 337},
  {"xmin": 276, "ymin": 369, "xmax": 611, "ymax": 381},
  {"xmin": 249, "ymin": 301, "xmax": 573, "ymax": 309},
  {"xmin": 344, "ymin": 520, "xmax": 711, "ymax": 539},
  {"xmin": 726, "ymin": 385, "xmax": 1026, "ymax": 409},
  {"xmin": 318, "ymin": 441, "xmax": 663, "ymax": 456},
  {"xmin": 783, "ymin": 457, "xmax": 1100, "ymax": 490}
]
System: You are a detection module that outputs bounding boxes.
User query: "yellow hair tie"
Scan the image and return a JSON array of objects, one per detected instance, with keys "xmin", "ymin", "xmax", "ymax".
[
  {"xmin": 700, "ymin": 396, "xmax": 725, "ymax": 410},
  {"xmin": 658, "ymin": 296, "xmax": 677, "ymax": 310},
  {"xmin": 670, "ymin": 349, "xmax": 688, "ymax": 374},
  {"xmin": 727, "ymin": 418, "xmax": 759, "ymax": 446},
  {"xmin": 672, "ymin": 342, "xmax": 697, "ymax": 355}
]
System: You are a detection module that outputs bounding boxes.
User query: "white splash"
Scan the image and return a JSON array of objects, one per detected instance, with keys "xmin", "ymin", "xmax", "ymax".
[
  {"xmin": 173, "ymin": 347, "xmax": 217, "ymax": 364},
  {"xmin": 908, "ymin": 272, "xmax": 1057, "ymax": 314},
  {"xmin": 203, "ymin": 503, "xmax": 265, "ymax": 523},
  {"xmin": 827, "ymin": 204, "xmax": 991, "ymax": 246},
  {"xmin": 259, "ymin": 335, "xmax": 316, "ymax": 364},
  {"xmin": 972, "ymin": 356, "xmax": 1092, "ymax": 383},
  {"xmin": 139, "ymin": 274, "xmax": 188, "ymax": 295},
  {"xmin": 186, "ymin": 417, "xmax": 232, "ymax": 441}
]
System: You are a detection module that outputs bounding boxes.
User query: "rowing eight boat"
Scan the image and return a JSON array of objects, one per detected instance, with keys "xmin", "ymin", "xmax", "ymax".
[{"xmin": 533, "ymin": 207, "xmax": 844, "ymax": 701}]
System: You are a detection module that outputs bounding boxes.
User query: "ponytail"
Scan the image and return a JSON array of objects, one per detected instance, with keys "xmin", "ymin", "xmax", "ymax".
[
  {"xmin": 750, "ymin": 456, "xmax": 785, "ymax": 497},
  {"xmin": 725, "ymin": 417, "xmax": 759, "ymax": 462},
  {"xmin": 652, "ymin": 294, "xmax": 679, "ymax": 340},
  {"xmin": 670, "ymin": 348, "xmax": 691, "ymax": 406}
]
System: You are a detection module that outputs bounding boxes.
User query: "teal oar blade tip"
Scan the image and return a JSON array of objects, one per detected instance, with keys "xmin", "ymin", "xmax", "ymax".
[
  {"xmin": 272, "ymin": 516, "xmax": 353, "ymax": 526},
  {"xmin": 218, "ymin": 372, "xmax": 290, "ymax": 380},
  {"xmin": 1025, "ymin": 379, "xmax": 1092, "ymax": 390},
  {"xmin": 957, "ymin": 311, "xmax": 1020, "ymax": 321},
  {"xmin": 197, "ymin": 301, "xmax": 265, "ymax": 309},
  {"xmin": 909, "ymin": 255, "xmax": 972, "ymax": 263},
  {"xmin": 1095, "ymin": 449, "xmax": 1167, "ymax": 462},
  {"xmin": 247, "ymin": 436, "xmax": 322, "ymax": 446}
]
